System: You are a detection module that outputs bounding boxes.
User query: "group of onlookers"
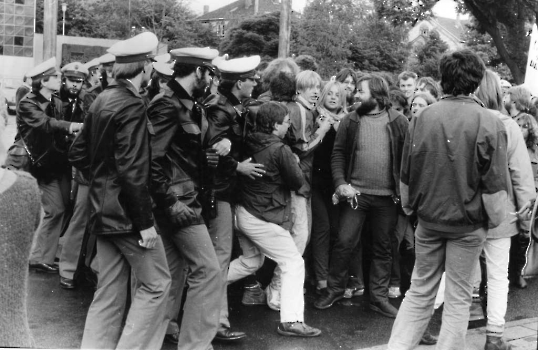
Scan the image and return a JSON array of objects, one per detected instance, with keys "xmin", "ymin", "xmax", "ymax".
[{"xmin": 2, "ymin": 29, "xmax": 538, "ymax": 350}]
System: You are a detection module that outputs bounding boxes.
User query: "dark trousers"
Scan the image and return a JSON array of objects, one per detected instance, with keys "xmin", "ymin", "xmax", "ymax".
[
  {"xmin": 310, "ymin": 187, "xmax": 340, "ymax": 283},
  {"xmin": 328, "ymin": 194, "xmax": 397, "ymax": 303}
]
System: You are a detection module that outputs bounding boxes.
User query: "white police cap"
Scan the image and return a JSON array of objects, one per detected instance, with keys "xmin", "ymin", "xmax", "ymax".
[
  {"xmin": 84, "ymin": 57, "xmax": 101, "ymax": 71},
  {"xmin": 155, "ymin": 53, "xmax": 171, "ymax": 63},
  {"xmin": 27, "ymin": 57, "xmax": 58, "ymax": 80},
  {"xmin": 170, "ymin": 47, "xmax": 219, "ymax": 68},
  {"xmin": 153, "ymin": 61, "xmax": 174, "ymax": 78},
  {"xmin": 217, "ymin": 55, "xmax": 261, "ymax": 81},
  {"xmin": 62, "ymin": 62, "xmax": 89, "ymax": 81},
  {"xmin": 99, "ymin": 53, "xmax": 115, "ymax": 65},
  {"xmin": 107, "ymin": 32, "xmax": 158, "ymax": 64}
]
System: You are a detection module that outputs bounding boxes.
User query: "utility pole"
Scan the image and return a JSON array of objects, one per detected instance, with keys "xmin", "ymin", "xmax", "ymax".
[
  {"xmin": 43, "ymin": 0, "xmax": 58, "ymax": 61},
  {"xmin": 278, "ymin": 0, "xmax": 291, "ymax": 58}
]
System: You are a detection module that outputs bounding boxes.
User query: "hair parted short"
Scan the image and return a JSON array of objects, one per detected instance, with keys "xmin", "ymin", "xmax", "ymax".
[
  {"xmin": 261, "ymin": 58, "xmax": 300, "ymax": 92},
  {"xmin": 296, "ymin": 70, "xmax": 322, "ymax": 93},
  {"xmin": 439, "ymin": 49, "xmax": 485, "ymax": 96},
  {"xmin": 112, "ymin": 59, "xmax": 152, "ymax": 80},
  {"xmin": 398, "ymin": 71, "xmax": 418, "ymax": 83},
  {"xmin": 357, "ymin": 73, "xmax": 392, "ymax": 110},
  {"xmin": 335, "ymin": 68, "xmax": 357, "ymax": 90},
  {"xmin": 475, "ymin": 69, "xmax": 503, "ymax": 112},
  {"xmin": 255, "ymin": 101, "xmax": 289, "ymax": 134},
  {"xmin": 507, "ymin": 85, "xmax": 532, "ymax": 113},
  {"xmin": 417, "ymin": 76, "xmax": 441, "ymax": 100}
]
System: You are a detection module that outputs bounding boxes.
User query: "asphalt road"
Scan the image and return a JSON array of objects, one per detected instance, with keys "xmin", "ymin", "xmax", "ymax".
[{"xmin": 27, "ymin": 269, "xmax": 538, "ymax": 350}]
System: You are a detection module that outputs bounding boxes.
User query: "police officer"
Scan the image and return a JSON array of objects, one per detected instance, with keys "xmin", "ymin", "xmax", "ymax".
[
  {"xmin": 69, "ymin": 32, "xmax": 171, "ymax": 349},
  {"xmin": 20, "ymin": 58, "xmax": 83, "ymax": 273},
  {"xmin": 204, "ymin": 56, "xmax": 266, "ymax": 340},
  {"xmin": 57, "ymin": 62, "xmax": 93, "ymax": 289},
  {"xmin": 147, "ymin": 47, "xmax": 227, "ymax": 348}
]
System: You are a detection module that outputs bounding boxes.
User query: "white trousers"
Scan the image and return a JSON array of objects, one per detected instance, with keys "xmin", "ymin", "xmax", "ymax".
[
  {"xmin": 484, "ymin": 237, "xmax": 511, "ymax": 334},
  {"xmin": 228, "ymin": 205, "xmax": 305, "ymax": 323}
]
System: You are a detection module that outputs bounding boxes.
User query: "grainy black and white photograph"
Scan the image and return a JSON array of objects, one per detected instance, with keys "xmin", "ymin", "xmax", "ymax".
[{"xmin": 1, "ymin": 0, "xmax": 538, "ymax": 349}]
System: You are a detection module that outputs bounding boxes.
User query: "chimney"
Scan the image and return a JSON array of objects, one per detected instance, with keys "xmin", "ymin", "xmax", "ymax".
[
  {"xmin": 203, "ymin": 5, "xmax": 209, "ymax": 14},
  {"xmin": 245, "ymin": 0, "xmax": 252, "ymax": 9},
  {"xmin": 254, "ymin": 0, "xmax": 259, "ymax": 15}
]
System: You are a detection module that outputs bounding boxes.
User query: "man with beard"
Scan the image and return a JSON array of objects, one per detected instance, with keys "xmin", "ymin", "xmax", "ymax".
[
  {"xmin": 147, "ymin": 47, "xmax": 225, "ymax": 348},
  {"xmin": 69, "ymin": 32, "xmax": 171, "ymax": 349},
  {"xmin": 57, "ymin": 62, "xmax": 94, "ymax": 289},
  {"xmin": 314, "ymin": 74, "xmax": 408, "ymax": 319},
  {"xmin": 20, "ymin": 57, "xmax": 83, "ymax": 274}
]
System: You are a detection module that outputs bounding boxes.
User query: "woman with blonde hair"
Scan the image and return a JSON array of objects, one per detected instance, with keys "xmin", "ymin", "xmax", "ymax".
[{"xmin": 311, "ymin": 81, "xmax": 348, "ymax": 291}]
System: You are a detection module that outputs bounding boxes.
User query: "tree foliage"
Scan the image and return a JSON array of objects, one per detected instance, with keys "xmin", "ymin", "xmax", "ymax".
[
  {"xmin": 219, "ymin": 12, "xmax": 283, "ymax": 59},
  {"xmin": 463, "ymin": 21, "xmax": 513, "ymax": 80},
  {"xmin": 349, "ymin": 15, "xmax": 410, "ymax": 73},
  {"xmin": 408, "ymin": 30, "xmax": 449, "ymax": 79},
  {"xmin": 35, "ymin": 0, "xmax": 218, "ymax": 48},
  {"xmin": 455, "ymin": 0, "xmax": 537, "ymax": 84},
  {"xmin": 374, "ymin": 0, "xmax": 438, "ymax": 26}
]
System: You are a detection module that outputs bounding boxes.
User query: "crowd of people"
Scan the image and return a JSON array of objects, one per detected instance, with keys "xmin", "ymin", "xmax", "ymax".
[{"xmin": 1, "ymin": 30, "xmax": 538, "ymax": 350}]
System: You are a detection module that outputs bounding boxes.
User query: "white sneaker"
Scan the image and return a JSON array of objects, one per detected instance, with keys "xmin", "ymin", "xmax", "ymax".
[{"xmin": 388, "ymin": 286, "xmax": 401, "ymax": 298}]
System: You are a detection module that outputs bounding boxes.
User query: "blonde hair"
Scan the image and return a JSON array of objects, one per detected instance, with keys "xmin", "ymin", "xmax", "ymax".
[
  {"xmin": 296, "ymin": 70, "xmax": 322, "ymax": 93},
  {"xmin": 318, "ymin": 81, "xmax": 347, "ymax": 113}
]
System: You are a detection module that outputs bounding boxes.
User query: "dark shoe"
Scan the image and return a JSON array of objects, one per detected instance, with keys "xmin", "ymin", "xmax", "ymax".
[
  {"xmin": 60, "ymin": 277, "xmax": 75, "ymax": 289},
  {"xmin": 30, "ymin": 263, "xmax": 59, "ymax": 273},
  {"xmin": 419, "ymin": 331, "xmax": 438, "ymax": 345},
  {"xmin": 485, "ymin": 335, "xmax": 512, "ymax": 350},
  {"xmin": 214, "ymin": 328, "xmax": 247, "ymax": 342},
  {"xmin": 314, "ymin": 290, "xmax": 344, "ymax": 309},
  {"xmin": 369, "ymin": 301, "xmax": 398, "ymax": 318},
  {"xmin": 242, "ymin": 282, "xmax": 266, "ymax": 305},
  {"xmin": 277, "ymin": 322, "xmax": 321, "ymax": 337},
  {"xmin": 515, "ymin": 275, "xmax": 527, "ymax": 289},
  {"xmin": 163, "ymin": 332, "xmax": 179, "ymax": 344}
]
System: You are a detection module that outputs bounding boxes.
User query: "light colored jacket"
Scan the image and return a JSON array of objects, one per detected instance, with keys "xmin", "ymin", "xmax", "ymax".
[{"xmin": 488, "ymin": 110, "xmax": 536, "ymax": 238}]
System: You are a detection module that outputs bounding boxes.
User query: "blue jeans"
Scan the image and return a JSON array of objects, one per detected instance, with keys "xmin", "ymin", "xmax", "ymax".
[
  {"xmin": 388, "ymin": 223, "xmax": 486, "ymax": 350},
  {"xmin": 327, "ymin": 194, "xmax": 397, "ymax": 303}
]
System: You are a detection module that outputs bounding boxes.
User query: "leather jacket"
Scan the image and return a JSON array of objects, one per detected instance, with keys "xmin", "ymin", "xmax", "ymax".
[
  {"xmin": 146, "ymin": 79, "xmax": 206, "ymax": 230},
  {"xmin": 16, "ymin": 91, "xmax": 72, "ymax": 181},
  {"xmin": 205, "ymin": 91, "xmax": 247, "ymax": 201},
  {"xmin": 69, "ymin": 79, "xmax": 155, "ymax": 236}
]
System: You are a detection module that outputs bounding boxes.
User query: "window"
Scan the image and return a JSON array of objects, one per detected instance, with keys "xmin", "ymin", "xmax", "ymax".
[{"xmin": 14, "ymin": 36, "xmax": 23, "ymax": 46}]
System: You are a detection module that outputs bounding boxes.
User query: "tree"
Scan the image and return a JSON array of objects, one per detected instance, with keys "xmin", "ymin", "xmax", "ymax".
[
  {"xmin": 219, "ymin": 12, "xmax": 283, "ymax": 59},
  {"xmin": 349, "ymin": 15, "xmax": 411, "ymax": 73},
  {"xmin": 294, "ymin": 0, "xmax": 373, "ymax": 77},
  {"xmin": 408, "ymin": 30, "xmax": 449, "ymax": 79},
  {"xmin": 374, "ymin": 0, "xmax": 438, "ymax": 26},
  {"xmin": 463, "ymin": 21, "xmax": 513, "ymax": 80},
  {"xmin": 35, "ymin": 0, "xmax": 219, "ymax": 48},
  {"xmin": 455, "ymin": 0, "xmax": 537, "ymax": 84}
]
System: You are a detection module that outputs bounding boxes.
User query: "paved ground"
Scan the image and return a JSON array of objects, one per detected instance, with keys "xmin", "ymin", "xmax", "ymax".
[{"xmin": 26, "ymin": 269, "xmax": 538, "ymax": 350}]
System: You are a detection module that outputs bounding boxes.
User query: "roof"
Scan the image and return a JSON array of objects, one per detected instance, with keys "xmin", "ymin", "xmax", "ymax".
[
  {"xmin": 429, "ymin": 16, "xmax": 470, "ymax": 43},
  {"xmin": 198, "ymin": 0, "xmax": 281, "ymax": 20}
]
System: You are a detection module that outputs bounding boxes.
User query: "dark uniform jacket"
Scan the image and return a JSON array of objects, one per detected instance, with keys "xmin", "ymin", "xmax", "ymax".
[
  {"xmin": 16, "ymin": 91, "xmax": 71, "ymax": 181},
  {"xmin": 239, "ymin": 132, "xmax": 305, "ymax": 230},
  {"xmin": 205, "ymin": 91, "xmax": 246, "ymax": 202},
  {"xmin": 69, "ymin": 79, "xmax": 154, "ymax": 236},
  {"xmin": 146, "ymin": 79, "xmax": 206, "ymax": 230}
]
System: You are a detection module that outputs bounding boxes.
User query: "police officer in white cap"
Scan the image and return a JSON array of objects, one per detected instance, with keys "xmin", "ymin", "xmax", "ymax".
[
  {"xmin": 144, "ymin": 60, "xmax": 173, "ymax": 104},
  {"xmin": 147, "ymin": 46, "xmax": 236, "ymax": 348},
  {"xmin": 202, "ymin": 55, "xmax": 267, "ymax": 340},
  {"xmin": 18, "ymin": 57, "xmax": 83, "ymax": 274},
  {"xmin": 83, "ymin": 57, "xmax": 101, "ymax": 91},
  {"xmin": 69, "ymin": 32, "xmax": 171, "ymax": 350}
]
